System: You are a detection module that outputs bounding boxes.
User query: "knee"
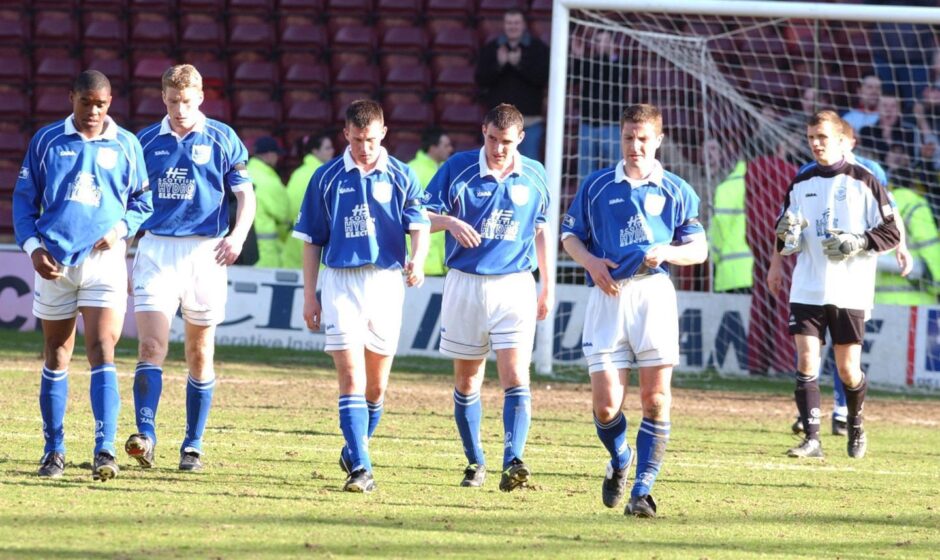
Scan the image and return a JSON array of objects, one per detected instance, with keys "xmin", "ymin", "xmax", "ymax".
[
  {"xmin": 365, "ymin": 384, "xmax": 386, "ymax": 403},
  {"xmin": 593, "ymin": 404, "xmax": 621, "ymax": 425},
  {"xmin": 86, "ymin": 337, "xmax": 117, "ymax": 366},
  {"xmin": 44, "ymin": 342, "xmax": 72, "ymax": 370},
  {"xmin": 138, "ymin": 337, "xmax": 167, "ymax": 365},
  {"xmin": 641, "ymin": 390, "xmax": 670, "ymax": 420}
]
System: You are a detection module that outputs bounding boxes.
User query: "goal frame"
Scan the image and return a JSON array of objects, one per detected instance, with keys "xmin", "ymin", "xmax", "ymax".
[{"xmin": 535, "ymin": 0, "xmax": 940, "ymax": 374}]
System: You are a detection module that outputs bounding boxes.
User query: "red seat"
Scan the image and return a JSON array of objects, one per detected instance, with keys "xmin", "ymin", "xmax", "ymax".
[
  {"xmin": 737, "ymin": 27, "xmax": 789, "ymax": 67},
  {"xmin": 33, "ymin": 88, "xmax": 71, "ymax": 124},
  {"xmin": 34, "ymin": 11, "xmax": 78, "ymax": 47},
  {"xmin": 743, "ymin": 67, "xmax": 797, "ymax": 103},
  {"xmin": 425, "ymin": 0, "xmax": 473, "ymax": 20},
  {"xmin": 0, "ymin": 199, "xmax": 14, "ymax": 235},
  {"xmin": 132, "ymin": 56, "xmax": 176, "ymax": 84},
  {"xmin": 235, "ymin": 99, "xmax": 282, "ymax": 127},
  {"xmin": 134, "ymin": 96, "xmax": 168, "ymax": 123},
  {"xmin": 279, "ymin": 22, "xmax": 328, "ymax": 56},
  {"xmin": 0, "ymin": 13, "xmax": 29, "ymax": 46},
  {"xmin": 376, "ymin": 0, "xmax": 421, "ymax": 19},
  {"xmin": 331, "ymin": 91, "xmax": 370, "ymax": 126},
  {"xmin": 180, "ymin": 16, "xmax": 225, "ymax": 50},
  {"xmin": 327, "ymin": 0, "xmax": 373, "ymax": 16},
  {"xmin": 82, "ymin": 14, "xmax": 125, "ymax": 48},
  {"xmin": 331, "ymin": 25, "xmax": 378, "ymax": 54},
  {"xmin": 106, "ymin": 97, "xmax": 131, "ymax": 126},
  {"xmin": 476, "ymin": 0, "xmax": 525, "ymax": 18},
  {"xmin": 529, "ymin": 0, "xmax": 552, "ymax": 18},
  {"xmin": 201, "ymin": 98, "xmax": 232, "ymax": 122},
  {"xmin": 83, "ymin": 0, "xmax": 126, "ymax": 8},
  {"xmin": 34, "ymin": 55, "xmax": 82, "ymax": 85},
  {"xmin": 228, "ymin": 0, "xmax": 276, "ymax": 14},
  {"xmin": 232, "ymin": 60, "xmax": 279, "ymax": 85},
  {"xmin": 430, "ymin": 27, "xmax": 478, "ymax": 58},
  {"xmin": 130, "ymin": 0, "xmax": 174, "ymax": 10},
  {"xmin": 284, "ymin": 99, "xmax": 332, "ymax": 127},
  {"xmin": 332, "ymin": 64, "xmax": 380, "ymax": 94},
  {"xmin": 85, "ymin": 57, "xmax": 129, "ymax": 89},
  {"xmin": 130, "ymin": 13, "xmax": 176, "ymax": 48},
  {"xmin": 0, "ymin": 168, "xmax": 20, "ymax": 197},
  {"xmin": 178, "ymin": 0, "xmax": 225, "ymax": 11},
  {"xmin": 438, "ymin": 102, "xmax": 485, "ymax": 132},
  {"xmin": 0, "ymin": 131, "xmax": 26, "ymax": 159},
  {"xmin": 278, "ymin": 0, "xmax": 325, "ymax": 14},
  {"xmin": 384, "ymin": 101, "xmax": 433, "ymax": 130},
  {"xmin": 228, "ymin": 19, "xmax": 276, "ymax": 52},
  {"xmin": 386, "ymin": 133, "xmax": 421, "ymax": 161},
  {"xmin": 282, "ymin": 61, "xmax": 330, "ymax": 90},
  {"xmin": 189, "ymin": 58, "xmax": 228, "ymax": 90},
  {"xmin": 379, "ymin": 26, "xmax": 427, "ymax": 55},
  {"xmin": 0, "ymin": 57, "xmax": 29, "ymax": 87},
  {"xmin": 433, "ymin": 64, "xmax": 476, "ymax": 94},
  {"xmin": 382, "ymin": 64, "xmax": 430, "ymax": 92}
]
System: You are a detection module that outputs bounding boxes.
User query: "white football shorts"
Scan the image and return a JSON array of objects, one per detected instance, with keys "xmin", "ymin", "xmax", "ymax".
[
  {"xmin": 439, "ymin": 269, "xmax": 536, "ymax": 360},
  {"xmin": 581, "ymin": 273, "xmax": 679, "ymax": 373},
  {"xmin": 33, "ymin": 239, "xmax": 128, "ymax": 320},
  {"xmin": 132, "ymin": 234, "xmax": 227, "ymax": 326},
  {"xmin": 319, "ymin": 265, "xmax": 405, "ymax": 355}
]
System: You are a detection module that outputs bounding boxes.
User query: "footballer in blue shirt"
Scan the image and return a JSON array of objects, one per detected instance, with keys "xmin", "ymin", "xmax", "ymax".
[
  {"xmin": 123, "ymin": 64, "xmax": 257, "ymax": 473},
  {"xmin": 561, "ymin": 104, "xmax": 708, "ymax": 518},
  {"xmin": 424, "ymin": 103, "xmax": 554, "ymax": 492},
  {"xmin": 12, "ymin": 70, "xmax": 153, "ymax": 480},
  {"xmin": 293, "ymin": 100, "xmax": 430, "ymax": 493}
]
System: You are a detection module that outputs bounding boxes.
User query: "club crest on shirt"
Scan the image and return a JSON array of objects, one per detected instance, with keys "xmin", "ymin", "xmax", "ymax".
[
  {"xmin": 835, "ymin": 186, "xmax": 847, "ymax": 202},
  {"xmin": 372, "ymin": 181, "xmax": 392, "ymax": 203},
  {"xmin": 644, "ymin": 193, "xmax": 666, "ymax": 216},
  {"xmin": 95, "ymin": 147, "xmax": 118, "ymax": 170},
  {"xmin": 191, "ymin": 144, "xmax": 212, "ymax": 165},
  {"xmin": 509, "ymin": 184, "xmax": 530, "ymax": 206}
]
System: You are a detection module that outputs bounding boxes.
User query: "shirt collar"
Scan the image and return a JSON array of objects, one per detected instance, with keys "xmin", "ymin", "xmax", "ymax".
[
  {"xmin": 343, "ymin": 146, "xmax": 389, "ymax": 175},
  {"xmin": 158, "ymin": 112, "xmax": 207, "ymax": 138},
  {"xmin": 478, "ymin": 148, "xmax": 523, "ymax": 179},
  {"xmin": 63, "ymin": 114, "xmax": 118, "ymax": 141},
  {"xmin": 614, "ymin": 159, "xmax": 665, "ymax": 188}
]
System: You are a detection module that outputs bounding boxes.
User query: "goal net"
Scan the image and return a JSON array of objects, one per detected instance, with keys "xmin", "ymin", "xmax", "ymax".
[{"xmin": 537, "ymin": 0, "xmax": 940, "ymax": 376}]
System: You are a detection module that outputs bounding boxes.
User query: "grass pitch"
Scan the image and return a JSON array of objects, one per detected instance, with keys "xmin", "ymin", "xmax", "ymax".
[{"xmin": 0, "ymin": 330, "xmax": 938, "ymax": 559}]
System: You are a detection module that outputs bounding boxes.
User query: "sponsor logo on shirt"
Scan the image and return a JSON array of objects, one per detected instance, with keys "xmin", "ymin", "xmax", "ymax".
[
  {"xmin": 153, "ymin": 149, "xmax": 170, "ymax": 157},
  {"xmin": 58, "ymin": 149, "xmax": 77, "ymax": 157},
  {"xmin": 157, "ymin": 167, "xmax": 196, "ymax": 200},
  {"xmin": 339, "ymin": 187, "xmax": 355, "ymax": 195},
  {"xmin": 191, "ymin": 144, "xmax": 212, "ymax": 165},
  {"xmin": 643, "ymin": 193, "xmax": 665, "ymax": 216},
  {"xmin": 562, "ymin": 214, "xmax": 575, "ymax": 228},
  {"xmin": 480, "ymin": 208, "xmax": 519, "ymax": 241},
  {"xmin": 96, "ymin": 147, "xmax": 118, "ymax": 170},
  {"xmin": 619, "ymin": 214, "xmax": 652, "ymax": 247},
  {"xmin": 816, "ymin": 208, "xmax": 832, "ymax": 237},
  {"xmin": 372, "ymin": 181, "xmax": 392, "ymax": 204},
  {"xmin": 18, "ymin": 167, "xmax": 29, "ymax": 180},
  {"xmin": 475, "ymin": 190, "xmax": 492, "ymax": 197},
  {"xmin": 805, "ymin": 192, "xmax": 817, "ymax": 198},
  {"xmin": 344, "ymin": 203, "xmax": 376, "ymax": 238},
  {"xmin": 66, "ymin": 171, "xmax": 102, "ymax": 207},
  {"xmin": 609, "ymin": 197, "xmax": 625, "ymax": 205}
]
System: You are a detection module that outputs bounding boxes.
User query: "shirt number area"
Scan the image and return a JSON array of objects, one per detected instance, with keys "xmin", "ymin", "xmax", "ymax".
[{"xmin": 344, "ymin": 203, "xmax": 376, "ymax": 238}]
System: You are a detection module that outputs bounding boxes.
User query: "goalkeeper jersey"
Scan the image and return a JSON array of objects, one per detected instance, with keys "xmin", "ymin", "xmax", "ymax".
[{"xmin": 779, "ymin": 159, "xmax": 900, "ymax": 310}]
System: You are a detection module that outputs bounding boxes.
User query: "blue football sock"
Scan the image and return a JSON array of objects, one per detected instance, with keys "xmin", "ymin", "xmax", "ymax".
[
  {"xmin": 453, "ymin": 389, "xmax": 485, "ymax": 466},
  {"xmin": 632, "ymin": 417, "xmax": 671, "ymax": 498},
  {"xmin": 367, "ymin": 399, "xmax": 384, "ymax": 438},
  {"xmin": 339, "ymin": 394, "xmax": 371, "ymax": 472},
  {"xmin": 133, "ymin": 362, "xmax": 163, "ymax": 444},
  {"xmin": 90, "ymin": 364, "xmax": 120, "ymax": 456},
  {"xmin": 502, "ymin": 385, "xmax": 531, "ymax": 468},
  {"xmin": 832, "ymin": 373, "xmax": 848, "ymax": 421},
  {"xmin": 181, "ymin": 374, "xmax": 215, "ymax": 454},
  {"xmin": 39, "ymin": 367, "xmax": 69, "ymax": 455},
  {"xmin": 595, "ymin": 412, "xmax": 631, "ymax": 470}
]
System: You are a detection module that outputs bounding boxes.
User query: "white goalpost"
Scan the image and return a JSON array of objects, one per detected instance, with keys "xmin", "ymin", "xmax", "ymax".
[{"xmin": 535, "ymin": 0, "xmax": 940, "ymax": 375}]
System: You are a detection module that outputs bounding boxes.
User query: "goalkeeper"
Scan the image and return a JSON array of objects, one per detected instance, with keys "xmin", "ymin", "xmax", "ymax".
[{"xmin": 773, "ymin": 110, "xmax": 899, "ymax": 461}]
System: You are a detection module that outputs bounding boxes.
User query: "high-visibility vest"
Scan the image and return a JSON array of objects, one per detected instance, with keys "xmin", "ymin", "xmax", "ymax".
[
  {"xmin": 282, "ymin": 154, "xmax": 325, "ymax": 270},
  {"xmin": 708, "ymin": 160, "xmax": 754, "ymax": 292},
  {"xmin": 407, "ymin": 150, "xmax": 446, "ymax": 276},
  {"xmin": 247, "ymin": 157, "xmax": 291, "ymax": 269},
  {"xmin": 875, "ymin": 186, "xmax": 940, "ymax": 305}
]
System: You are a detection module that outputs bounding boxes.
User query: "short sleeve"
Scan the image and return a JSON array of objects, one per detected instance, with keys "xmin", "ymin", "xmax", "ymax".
[
  {"xmin": 291, "ymin": 165, "xmax": 331, "ymax": 246},
  {"xmin": 224, "ymin": 132, "xmax": 252, "ymax": 192},
  {"xmin": 673, "ymin": 179, "xmax": 704, "ymax": 243},
  {"xmin": 422, "ymin": 159, "xmax": 452, "ymax": 215},
  {"xmin": 561, "ymin": 177, "xmax": 591, "ymax": 242},
  {"xmin": 400, "ymin": 164, "xmax": 430, "ymax": 231}
]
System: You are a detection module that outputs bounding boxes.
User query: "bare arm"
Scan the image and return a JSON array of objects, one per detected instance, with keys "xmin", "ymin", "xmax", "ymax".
[
  {"xmin": 644, "ymin": 236, "xmax": 709, "ymax": 268},
  {"xmin": 302, "ymin": 242, "xmax": 323, "ymax": 331},
  {"xmin": 429, "ymin": 211, "xmax": 481, "ymax": 248},
  {"xmin": 216, "ymin": 188, "xmax": 257, "ymax": 265},
  {"xmin": 562, "ymin": 235, "xmax": 620, "ymax": 296},
  {"xmin": 406, "ymin": 227, "xmax": 429, "ymax": 287},
  {"xmin": 534, "ymin": 225, "xmax": 554, "ymax": 321}
]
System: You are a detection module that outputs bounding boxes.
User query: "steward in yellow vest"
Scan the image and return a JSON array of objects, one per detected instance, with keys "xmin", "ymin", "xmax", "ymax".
[
  {"xmin": 283, "ymin": 134, "xmax": 335, "ymax": 269},
  {"xmin": 707, "ymin": 160, "xmax": 754, "ymax": 292},
  {"xmin": 876, "ymin": 184, "xmax": 940, "ymax": 304},
  {"xmin": 247, "ymin": 137, "xmax": 291, "ymax": 269},
  {"xmin": 407, "ymin": 128, "xmax": 453, "ymax": 276}
]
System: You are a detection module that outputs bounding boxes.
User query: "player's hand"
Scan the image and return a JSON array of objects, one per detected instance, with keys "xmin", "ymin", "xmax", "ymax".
[
  {"xmin": 767, "ymin": 256, "xmax": 784, "ymax": 294},
  {"xmin": 404, "ymin": 260, "xmax": 425, "ymax": 288},
  {"xmin": 897, "ymin": 246, "xmax": 914, "ymax": 277},
  {"xmin": 822, "ymin": 229, "xmax": 867, "ymax": 261},
  {"xmin": 93, "ymin": 227, "xmax": 119, "ymax": 251},
  {"xmin": 31, "ymin": 248, "xmax": 63, "ymax": 280},
  {"xmin": 536, "ymin": 284, "xmax": 554, "ymax": 321},
  {"xmin": 507, "ymin": 48, "xmax": 521, "ymax": 66},
  {"xmin": 775, "ymin": 211, "xmax": 802, "ymax": 241},
  {"xmin": 447, "ymin": 218, "xmax": 481, "ymax": 248},
  {"xmin": 303, "ymin": 297, "xmax": 321, "ymax": 331},
  {"xmin": 586, "ymin": 255, "xmax": 619, "ymax": 296},
  {"xmin": 497, "ymin": 45, "xmax": 509, "ymax": 66},
  {"xmin": 215, "ymin": 235, "xmax": 244, "ymax": 266},
  {"xmin": 643, "ymin": 244, "xmax": 671, "ymax": 269}
]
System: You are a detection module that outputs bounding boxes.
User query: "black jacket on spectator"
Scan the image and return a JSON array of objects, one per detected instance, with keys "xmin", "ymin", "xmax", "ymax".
[
  {"xmin": 475, "ymin": 32, "xmax": 550, "ymax": 117},
  {"xmin": 572, "ymin": 53, "xmax": 631, "ymax": 124}
]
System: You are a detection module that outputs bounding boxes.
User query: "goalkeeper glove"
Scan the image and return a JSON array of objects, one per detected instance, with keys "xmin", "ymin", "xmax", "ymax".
[
  {"xmin": 821, "ymin": 229, "xmax": 868, "ymax": 261},
  {"xmin": 776, "ymin": 211, "xmax": 807, "ymax": 255}
]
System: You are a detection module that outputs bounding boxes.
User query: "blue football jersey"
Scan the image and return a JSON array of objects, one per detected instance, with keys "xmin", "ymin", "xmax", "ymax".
[
  {"xmin": 561, "ymin": 160, "xmax": 704, "ymax": 285},
  {"xmin": 423, "ymin": 149, "xmax": 550, "ymax": 275},
  {"xmin": 137, "ymin": 114, "xmax": 251, "ymax": 237},
  {"xmin": 13, "ymin": 115, "xmax": 152, "ymax": 267},
  {"xmin": 292, "ymin": 147, "xmax": 430, "ymax": 269}
]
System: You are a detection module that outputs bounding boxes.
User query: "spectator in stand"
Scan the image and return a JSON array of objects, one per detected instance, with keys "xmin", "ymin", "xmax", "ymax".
[
  {"xmin": 842, "ymin": 75, "xmax": 883, "ymax": 133},
  {"xmin": 745, "ymin": 135, "xmax": 799, "ymax": 376},
  {"xmin": 283, "ymin": 133, "xmax": 335, "ymax": 270},
  {"xmin": 407, "ymin": 128, "xmax": 453, "ymax": 276},
  {"xmin": 869, "ymin": 13, "xmax": 935, "ymax": 109},
  {"xmin": 858, "ymin": 94, "xmax": 917, "ymax": 162},
  {"xmin": 571, "ymin": 29, "xmax": 630, "ymax": 181},
  {"xmin": 247, "ymin": 136, "xmax": 291, "ymax": 269},
  {"xmin": 475, "ymin": 9, "xmax": 550, "ymax": 162}
]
